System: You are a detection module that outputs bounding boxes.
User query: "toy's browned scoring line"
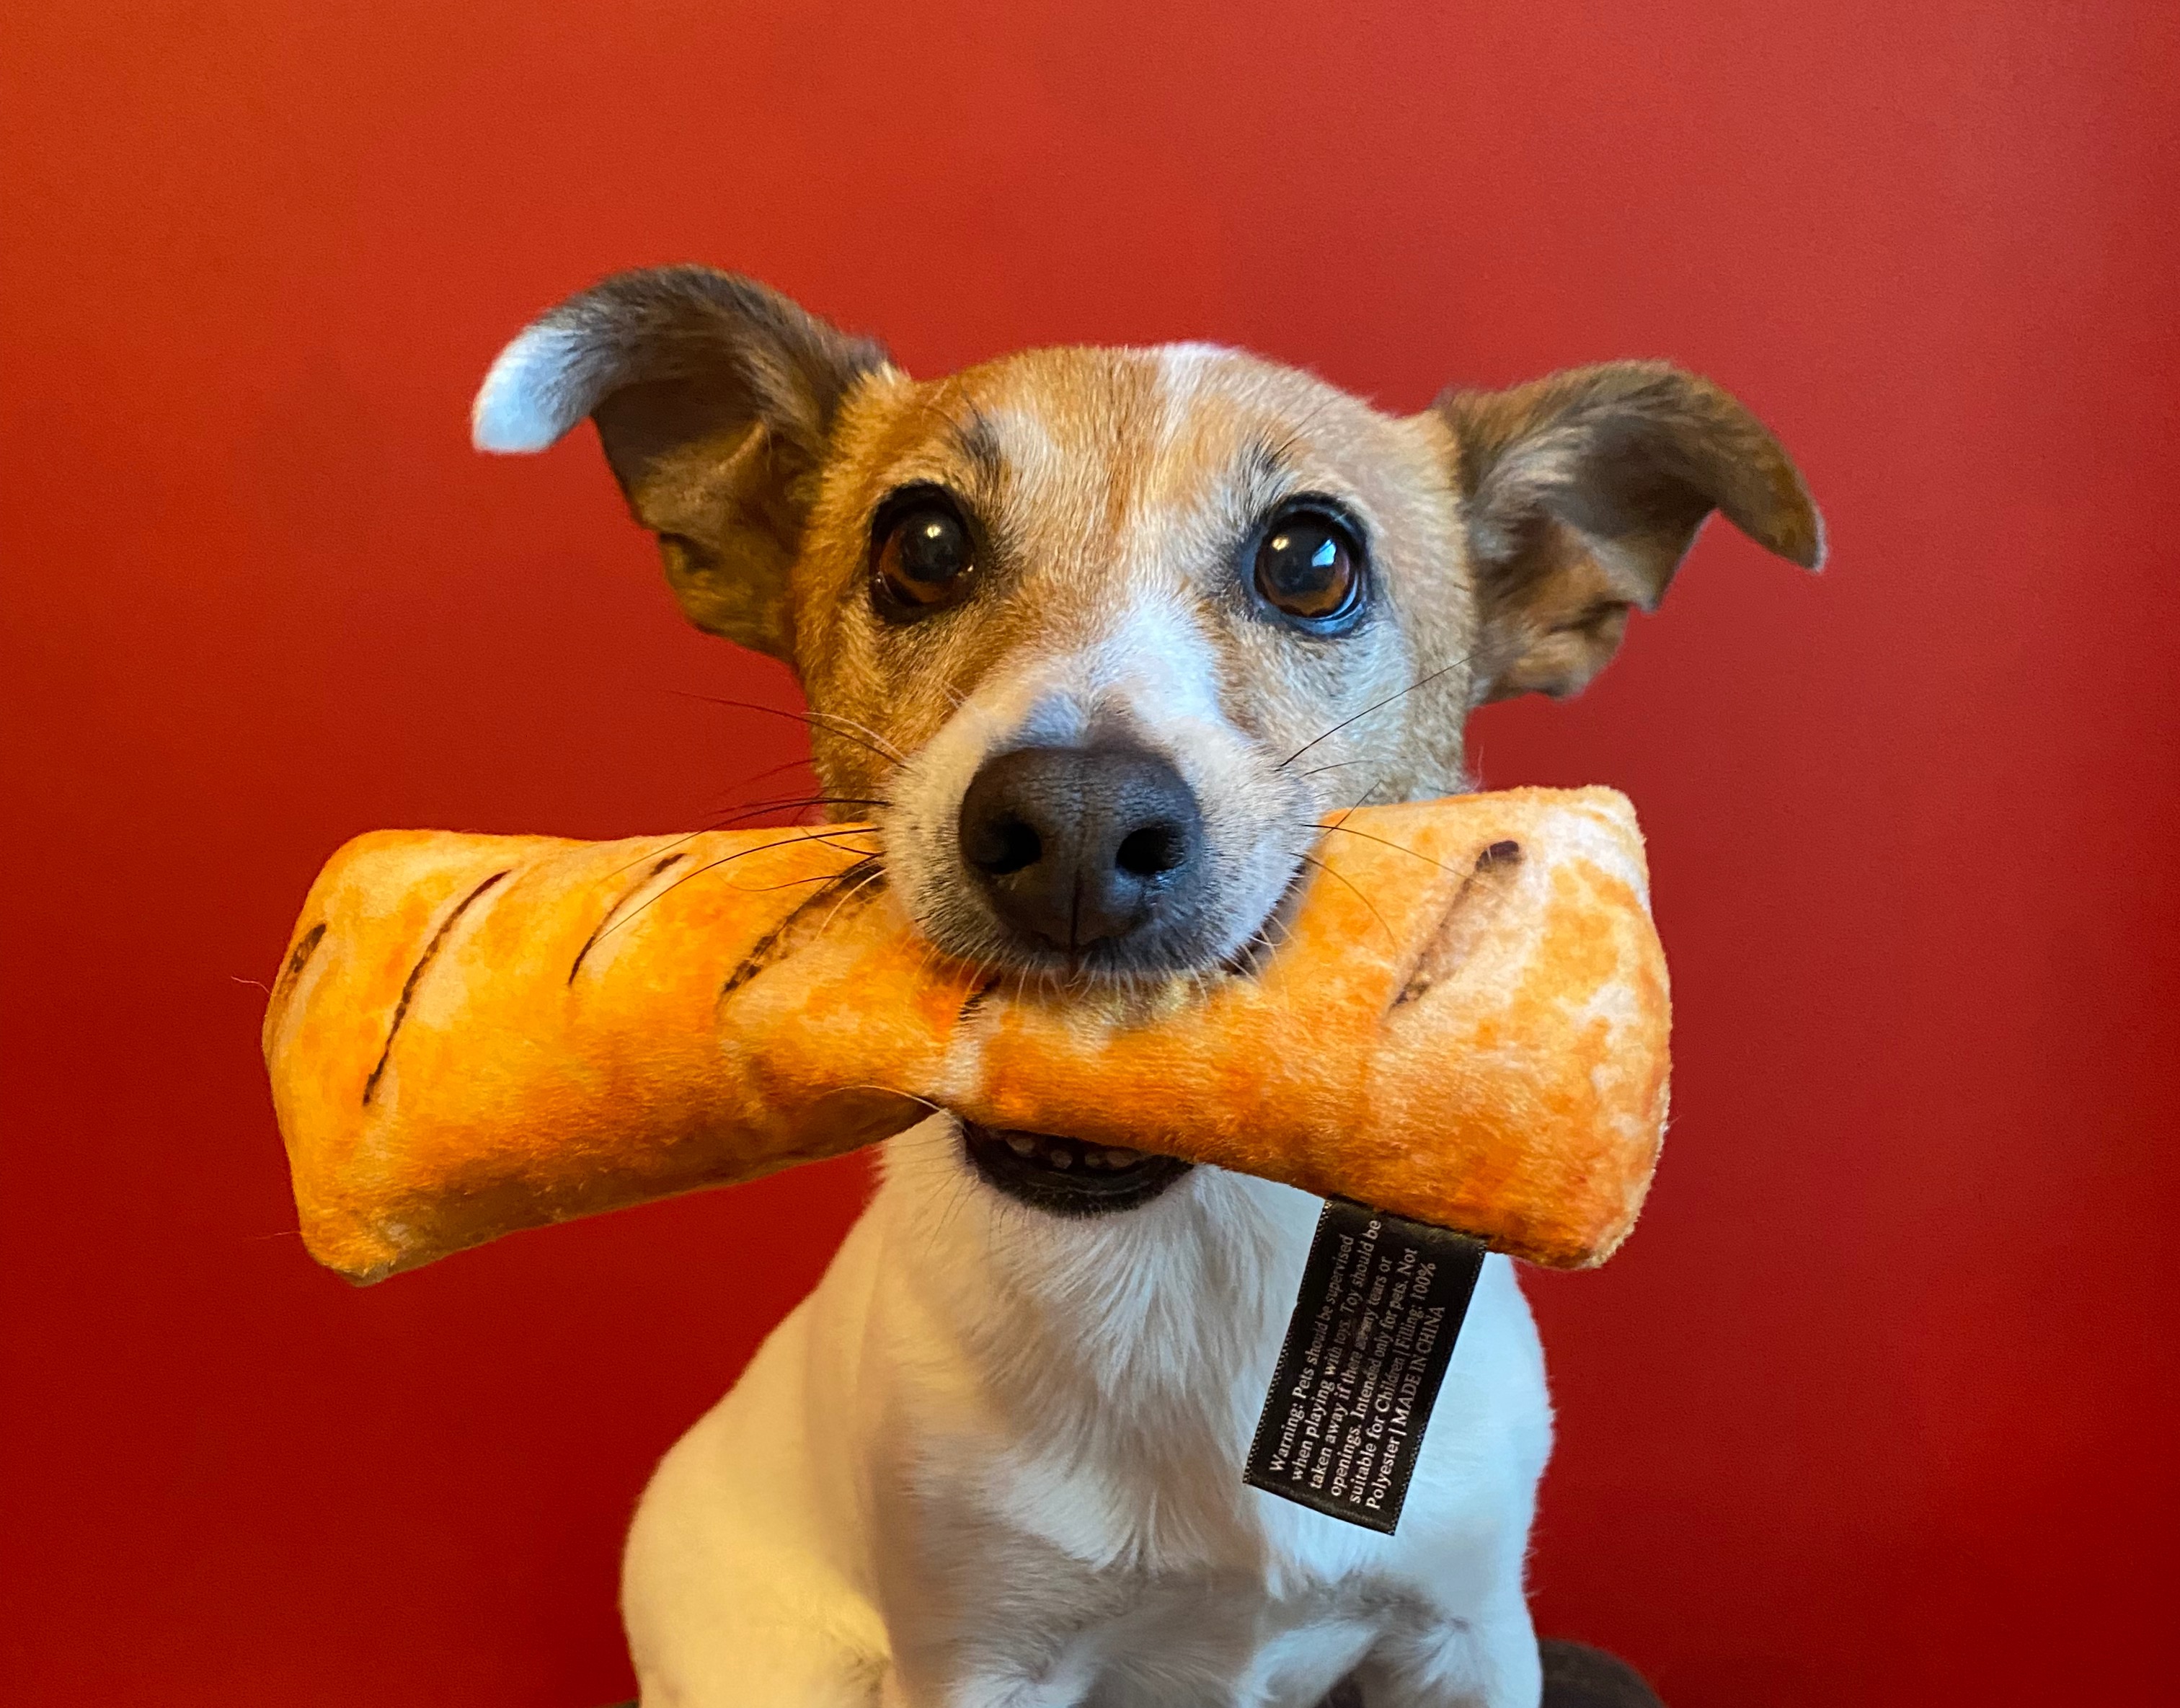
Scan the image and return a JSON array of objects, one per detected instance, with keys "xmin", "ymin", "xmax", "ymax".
[
  {"xmin": 275, "ymin": 921, "xmax": 327, "ymax": 1004},
  {"xmin": 567, "ymin": 851, "xmax": 689, "ymax": 985},
  {"xmin": 1389, "ymin": 840, "xmax": 1523, "ymax": 1012},
  {"xmin": 719, "ymin": 856, "xmax": 886, "ymax": 1001},
  {"xmin": 360, "ymin": 868, "xmax": 510, "ymax": 1107},
  {"xmin": 812, "ymin": 858, "xmax": 890, "ymax": 942},
  {"xmin": 595, "ymin": 826, "xmax": 885, "ymax": 950}
]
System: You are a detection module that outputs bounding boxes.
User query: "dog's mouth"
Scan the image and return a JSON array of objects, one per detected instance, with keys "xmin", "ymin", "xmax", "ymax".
[
  {"xmin": 939, "ymin": 844, "xmax": 1318, "ymax": 991},
  {"xmin": 960, "ymin": 1120, "xmax": 1194, "ymax": 1217}
]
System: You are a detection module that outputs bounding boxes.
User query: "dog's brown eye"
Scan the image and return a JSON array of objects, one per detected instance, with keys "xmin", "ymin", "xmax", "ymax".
[
  {"xmin": 876, "ymin": 503, "xmax": 975, "ymax": 614},
  {"xmin": 1254, "ymin": 509, "xmax": 1363, "ymax": 624}
]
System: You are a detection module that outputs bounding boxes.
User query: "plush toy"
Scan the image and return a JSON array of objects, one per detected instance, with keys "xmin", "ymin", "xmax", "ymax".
[{"xmin": 264, "ymin": 787, "xmax": 1669, "ymax": 1283}]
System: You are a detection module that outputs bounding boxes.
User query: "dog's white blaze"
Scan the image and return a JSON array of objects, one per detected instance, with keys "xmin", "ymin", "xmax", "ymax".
[
  {"xmin": 1083, "ymin": 593, "xmax": 1226, "ymax": 724},
  {"xmin": 985, "ymin": 399, "xmax": 1066, "ymax": 484},
  {"xmin": 885, "ymin": 583, "xmax": 1303, "ymax": 971},
  {"xmin": 1149, "ymin": 342, "xmax": 1247, "ymax": 458}
]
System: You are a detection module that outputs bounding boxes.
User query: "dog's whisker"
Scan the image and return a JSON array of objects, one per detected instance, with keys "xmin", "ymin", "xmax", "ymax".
[
  {"xmin": 704, "ymin": 796, "xmax": 894, "ymax": 829},
  {"xmin": 1298, "ymin": 820, "xmax": 1456, "ymax": 874},
  {"xmin": 830, "ymin": 1081, "xmax": 945, "ymax": 1121},
  {"xmin": 1276, "ymin": 649, "xmax": 1478, "ymax": 771},
  {"xmin": 1289, "ymin": 850, "xmax": 1398, "ymax": 948},
  {"xmin": 672, "ymin": 691, "xmax": 909, "ymax": 769},
  {"xmin": 811, "ymin": 708, "xmax": 913, "ymax": 766},
  {"xmin": 808, "ymin": 860, "xmax": 889, "ymax": 944},
  {"xmin": 712, "ymin": 792, "xmax": 894, "ymax": 810},
  {"xmin": 595, "ymin": 828, "xmax": 733, "ymax": 885},
  {"xmin": 721, "ymin": 751, "xmax": 822, "ymax": 789},
  {"xmin": 593, "ymin": 797, "xmax": 882, "ymax": 891},
  {"xmin": 1318, "ymin": 776, "xmax": 1386, "ymax": 833},
  {"xmin": 721, "ymin": 864, "xmax": 885, "ymax": 895},
  {"xmin": 596, "ymin": 828, "xmax": 883, "ymax": 942},
  {"xmin": 701, "ymin": 762, "xmax": 824, "ymax": 813}
]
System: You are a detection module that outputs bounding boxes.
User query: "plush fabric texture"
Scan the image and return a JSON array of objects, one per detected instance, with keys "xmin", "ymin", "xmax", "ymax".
[{"xmin": 262, "ymin": 788, "xmax": 1670, "ymax": 1283}]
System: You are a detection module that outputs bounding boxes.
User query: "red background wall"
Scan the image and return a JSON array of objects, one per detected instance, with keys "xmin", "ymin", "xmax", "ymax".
[{"xmin": 5, "ymin": 4, "xmax": 2176, "ymax": 1703}]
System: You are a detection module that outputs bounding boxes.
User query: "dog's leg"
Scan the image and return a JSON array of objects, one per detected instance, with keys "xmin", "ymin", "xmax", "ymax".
[
  {"xmin": 622, "ymin": 1226, "xmax": 896, "ymax": 1707},
  {"xmin": 623, "ymin": 1391, "xmax": 890, "ymax": 1704},
  {"xmin": 1352, "ymin": 1588, "xmax": 1544, "ymax": 1708}
]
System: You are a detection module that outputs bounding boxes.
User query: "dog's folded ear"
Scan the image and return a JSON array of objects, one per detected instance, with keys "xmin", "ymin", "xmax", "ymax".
[
  {"xmin": 471, "ymin": 266, "xmax": 890, "ymax": 660},
  {"xmin": 1434, "ymin": 363, "xmax": 1822, "ymax": 702}
]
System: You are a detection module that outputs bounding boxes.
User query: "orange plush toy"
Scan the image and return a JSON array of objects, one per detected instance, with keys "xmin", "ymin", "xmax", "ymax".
[{"xmin": 263, "ymin": 787, "xmax": 1670, "ymax": 1283}]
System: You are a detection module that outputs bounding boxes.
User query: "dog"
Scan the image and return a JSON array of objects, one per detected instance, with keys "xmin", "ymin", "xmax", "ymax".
[{"xmin": 471, "ymin": 266, "xmax": 1820, "ymax": 1708}]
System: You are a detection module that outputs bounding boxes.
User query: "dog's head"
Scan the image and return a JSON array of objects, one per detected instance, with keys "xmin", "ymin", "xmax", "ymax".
[{"xmin": 475, "ymin": 266, "xmax": 1817, "ymax": 1215}]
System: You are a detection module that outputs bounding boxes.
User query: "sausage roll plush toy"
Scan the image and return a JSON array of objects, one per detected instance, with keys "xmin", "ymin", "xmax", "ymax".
[{"xmin": 263, "ymin": 787, "xmax": 1670, "ymax": 1283}]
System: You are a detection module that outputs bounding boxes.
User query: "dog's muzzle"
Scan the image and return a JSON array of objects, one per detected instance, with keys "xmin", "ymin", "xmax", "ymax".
[{"xmin": 960, "ymin": 1119, "xmax": 1193, "ymax": 1216}]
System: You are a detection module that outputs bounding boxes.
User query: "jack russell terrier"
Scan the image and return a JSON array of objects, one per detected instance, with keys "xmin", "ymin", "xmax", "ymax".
[{"xmin": 471, "ymin": 265, "xmax": 1820, "ymax": 1708}]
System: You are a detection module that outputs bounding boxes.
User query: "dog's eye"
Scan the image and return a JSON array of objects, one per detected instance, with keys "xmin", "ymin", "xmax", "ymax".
[
  {"xmin": 875, "ymin": 500, "xmax": 975, "ymax": 616},
  {"xmin": 1254, "ymin": 508, "xmax": 1364, "ymax": 626}
]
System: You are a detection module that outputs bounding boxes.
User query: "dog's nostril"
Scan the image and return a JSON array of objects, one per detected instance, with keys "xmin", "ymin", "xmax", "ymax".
[
  {"xmin": 974, "ymin": 818, "xmax": 1042, "ymax": 877},
  {"xmin": 1115, "ymin": 823, "xmax": 1187, "ymax": 878}
]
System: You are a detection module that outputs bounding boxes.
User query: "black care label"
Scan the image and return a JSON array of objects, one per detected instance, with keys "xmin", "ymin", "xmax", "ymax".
[{"xmin": 1244, "ymin": 1199, "xmax": 1488, "ymax": 1534}]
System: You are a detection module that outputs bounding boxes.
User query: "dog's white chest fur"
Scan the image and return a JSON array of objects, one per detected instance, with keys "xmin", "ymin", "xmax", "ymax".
[{"xmin": 622, "ymin": 1118, "xmax": 1554, "ymax": 1707}]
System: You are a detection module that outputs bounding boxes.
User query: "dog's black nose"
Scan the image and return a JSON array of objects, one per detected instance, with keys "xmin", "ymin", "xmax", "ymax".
[{"xmin": 957, "ymin": 745, "xmax": 1205, "ymax": 954}]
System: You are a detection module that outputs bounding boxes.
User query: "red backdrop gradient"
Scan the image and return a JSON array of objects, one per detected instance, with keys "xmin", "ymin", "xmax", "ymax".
[{"xmin": 4, "ymin": 4, "xmax": 2176, "ymax": 1703}]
